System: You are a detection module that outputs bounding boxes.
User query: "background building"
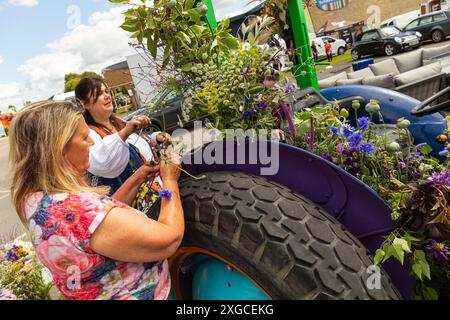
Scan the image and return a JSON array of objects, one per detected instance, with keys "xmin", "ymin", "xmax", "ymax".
[{"xmin": 308, "ymin": 0, "xmax": 424, "ymax": 33}]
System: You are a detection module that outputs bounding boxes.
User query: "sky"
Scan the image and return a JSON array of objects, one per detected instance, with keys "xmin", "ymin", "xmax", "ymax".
[{"xmin": 0, "ymin": 0, "xmax": 262, "ymax": 111}]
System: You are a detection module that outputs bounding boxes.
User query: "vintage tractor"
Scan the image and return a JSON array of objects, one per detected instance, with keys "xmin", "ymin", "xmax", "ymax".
[{"xmin": 135, "ymin": 0, "xmax": 449, "ymax": 299}]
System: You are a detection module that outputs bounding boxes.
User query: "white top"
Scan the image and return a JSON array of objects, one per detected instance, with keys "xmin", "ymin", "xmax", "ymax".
[{"xmin": 88, "ymin": 129, "xmax": 160, "ymax": 179}]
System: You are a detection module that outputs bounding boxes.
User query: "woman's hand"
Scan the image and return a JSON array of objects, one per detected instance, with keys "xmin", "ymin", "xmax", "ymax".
[
  {"xmin": 120, "ymin": 116, "xmax": 152, "ymax": 140},
  {"xmin": 131, "ymin": 164, "xmax": 160, "ymax": 186},
  {"xmin": 156, "ymin": 132, "xmax": 172, "ymax": 147},
  {"xmin": 160, "ymin": 153, "xmax": 181, "ymax": 183}
]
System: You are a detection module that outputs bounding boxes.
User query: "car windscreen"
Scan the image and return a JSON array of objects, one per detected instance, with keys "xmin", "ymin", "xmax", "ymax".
[{"xmin": 379, "ymin": 27, "xmax": 401, "ymax": 37}]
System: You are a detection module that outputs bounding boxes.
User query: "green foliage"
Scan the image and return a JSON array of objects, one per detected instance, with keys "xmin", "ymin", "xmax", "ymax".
[
  {"xmin": 111, "ymin": 0, "xmax": 239, "ymax": 71},
  {"xmin": 64, "ymin": 71, "xmax": 103, "ymax": 92},
  {"xmin": 0, "ymin": 259, "xmax": 52, "ymax": 300},
  {"xmin": 293, "ymin": 103, "xmax": 450, "ymax": 299}
]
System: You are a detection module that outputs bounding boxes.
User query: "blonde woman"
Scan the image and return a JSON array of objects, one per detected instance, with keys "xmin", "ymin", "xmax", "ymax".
[{"xmin": 9, "ymin": 101, "xmax": 184, "ymax": 300}]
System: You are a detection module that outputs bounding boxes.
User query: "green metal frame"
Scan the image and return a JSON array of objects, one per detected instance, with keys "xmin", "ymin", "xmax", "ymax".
[{"xmin": 202, "ymin": 0, "xmax": 318, "ymax": 90}]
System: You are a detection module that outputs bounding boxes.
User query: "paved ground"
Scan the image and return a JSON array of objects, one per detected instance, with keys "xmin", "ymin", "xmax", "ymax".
[
  {"xmin": 0, "ymin": 137, "xmax": 25, "ymax": 244},
  {"xmin": 317, "ymin": 38, "xmax": 450, "ymax": 80}
]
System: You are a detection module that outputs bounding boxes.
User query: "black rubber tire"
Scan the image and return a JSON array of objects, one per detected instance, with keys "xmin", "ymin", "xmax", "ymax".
[
  {"xmin": 351, "ymin": 49, "xmax": 361, "ymax": 61},
  {"xmin": 431, "ymin": 30, "xmax": 443, "ymax": 43},
  {"xmin": 170, "ymin": 171, "xmax": 402, "ymax": 300},
  {"xmin": 338, "ymin": 47, "xmax": 346, "ymax": 55}
]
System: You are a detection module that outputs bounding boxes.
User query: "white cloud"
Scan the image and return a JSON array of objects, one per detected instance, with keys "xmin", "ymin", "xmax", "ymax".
[
  {"xmin": 0, "ymin": 56, "xmax": 3, "ymax": 65},
  {"xmin": 0, "ymin": 82, "xmax": 20, "ymax": 99},
  {"xmin": 8, "ymin": 0, "xmax": 38, "ymax": 7},
  {"xmin": 212, "ymin": 0, "xmax": 262, "ymax": 20},
  {"xmin": 15, "ymin": 6, "xmax": 136, "ymax": 104}
]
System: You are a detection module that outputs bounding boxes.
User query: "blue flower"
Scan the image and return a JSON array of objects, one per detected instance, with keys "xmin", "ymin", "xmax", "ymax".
[
  {"xmin": 244, "ymin": 96, "xmax": 251, "ymax": 105},
  {"xmin": 425, "ymin": 240, "xmax": 449, "ymax": 264},
  {"xmin": 257, "ymin": 102, "xmax": 268, "ymax": 110},
  {"xmin": 159, "ymin": 190, "xmax": 173, "ymax": 200},
  {"xmin": 242, "ymin": 66, "xmax": 251, "ymax": 76},
  {"xmin": 329, "ymin": 126, "xmax": 340, "ymax": 137},
  {"xmin": 360, "ymin": 142, "xmax": 375, "ymax": 154},
  {"xmin": 285, "ymin": 83, "xmax": 297, "ymax": 94},
  {"xmin": 347, "ymin": 133, "xmax": 363, "ymax": 147},
  {"xmin": 341, "ymin": 125, "xmax": 355, "ymax": 139},
  {"xmin": 243, "ymin": 108, "xmax": 253, "ymax": 119},
  {"xmin": 357, "ymin": 117, "xmax": 370, "ymax": 132}
]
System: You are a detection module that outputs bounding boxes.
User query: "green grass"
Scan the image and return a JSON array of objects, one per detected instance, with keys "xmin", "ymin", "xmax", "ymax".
[{"xmin": 315, "ymin": 50, "xmax": 352, "ymax": 70}]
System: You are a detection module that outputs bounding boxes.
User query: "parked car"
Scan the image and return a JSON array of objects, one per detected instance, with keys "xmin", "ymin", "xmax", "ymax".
[
  {"xmin": 403, "ymin": 10, "xmax": 450, "ymax": 43},
  {"xmin": 124, "ymin": 89, "xmax": 207, "ymax": 133},
  {"xmin": 310, "ymin": 36, "xmax": 348, "ymax": 59},
  {"xmin": 380, "ymin": 10, "xmax": 421, "ymax": 30},
  {"xmin": 351, "ymin": 26, "xmax": 422, "ymax": 60}
]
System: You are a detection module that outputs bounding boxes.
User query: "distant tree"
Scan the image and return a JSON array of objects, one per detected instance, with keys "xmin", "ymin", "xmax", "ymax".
[
  {"xmin": 64, "ymin": 71, "xmax": 103, "ymax": 92},
  {"xmin": 24, "ymin": 101, "xmax": 32, "ymax": 106},
  {"xmin": 8, "ymin": 105, "xmax": 16, "ymax": 112}
]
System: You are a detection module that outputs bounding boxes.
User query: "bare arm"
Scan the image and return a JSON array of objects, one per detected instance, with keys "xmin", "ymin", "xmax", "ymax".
[
  {"xmin": 112, "ymin": 164, "xmax": 160, "ymax": 206},
  {"xmin": 90, "ymin": 154, "xmax": 183, "ymax": 263}
]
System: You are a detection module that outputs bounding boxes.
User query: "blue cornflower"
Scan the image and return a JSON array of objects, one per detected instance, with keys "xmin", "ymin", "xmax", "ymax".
[
  {"xmin": 159, "ymin": 190, "xmax": 173, "ymax": 200},
  {"xmin": 329, "ymin": 126, "xmax": 340, "ymax": 137},
  {"xmin": 243, "ymin": 108, "xmax": 253, "ymax": 119},
  {"xmin": 347, "ymin": 133, "xmax": 363, "ymax": 147},
  {"xmin": 341, "ymin": 125, "xmax": 355, "ymax": 139},
  {"xmin": 244, "ymin": 96, "xmax": 251, "ymax": 105},
  {"xmin": 357, "ymin": 117, "xmax": 370, "ymax": 132},
  {"xmin": 257, "ymin": 102, "xmax": 268, "ymax": 110},
  {"xmin": 360, "ymin": 142, "xmax": 375, "ymax": 154}
]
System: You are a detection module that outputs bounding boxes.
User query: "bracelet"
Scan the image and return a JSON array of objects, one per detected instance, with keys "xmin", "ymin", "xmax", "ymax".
[{"xmin": 159, "ymin": 189, "xmax": 173, "ymax": 200}]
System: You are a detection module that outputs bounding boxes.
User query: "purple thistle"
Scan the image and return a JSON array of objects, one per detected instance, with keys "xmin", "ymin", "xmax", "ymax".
[
  {"xmin": 360, "ymin": 142, "xmax": 375, "ymax": 154},
  {"xmin": 285, "ymin": 83, "xmax": 297, "ymax": 94},
  {"xmin": 357, "ymin": 117, "xmax": 370, "ymax": 132},
  {"xmin": 243, "ymin": 108, "xmax": 253, "ymax": 119},
  {"xmin": 425, "ymin": 240, "xmax": 449, "ymax": 264},
  {"xmin": 242, "ymin": 65, "xmax": 251, "ymax": 76},
  {"xmin": 336, "ymin": 143, "xmax": 346, "ymax": 154},
  {"xmin": 320, "ymin": 152, "xmax": 333, "ymax": 162},
  {"xmin": 426, "ymin": 170, "xmax": 450, "ymax": 187},
  {"xmin": 257, "ymin": 102, "xmax": 268, "ymax": 110},
  {"xmin": 347, "ymin": 133, "xmax": 363, "ymax": 148},
  {"xmin": 159, "ymin": 190, "xmax": 173, "ymax": 200}
]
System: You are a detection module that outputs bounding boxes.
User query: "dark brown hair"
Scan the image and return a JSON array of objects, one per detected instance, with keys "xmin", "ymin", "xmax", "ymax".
[{"xmin": 75, "ymin": 77, "xmax": 123, "ymax": 130}]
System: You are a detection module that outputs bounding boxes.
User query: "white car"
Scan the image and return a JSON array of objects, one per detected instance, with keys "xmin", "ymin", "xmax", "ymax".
[{"xmin": 310, "ymin": 36, "xmax": 348, "ymax": 59}]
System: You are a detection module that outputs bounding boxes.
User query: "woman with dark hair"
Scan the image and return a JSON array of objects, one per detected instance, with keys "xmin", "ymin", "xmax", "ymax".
[{"xmin": 75, "ymin": 77, "xmax": 172, "ymax": 213}]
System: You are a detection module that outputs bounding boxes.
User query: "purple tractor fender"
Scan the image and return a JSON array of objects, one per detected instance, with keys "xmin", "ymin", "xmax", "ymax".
[{"xmin": 181, "ymin": 140, "xmax": 414, "ymax": 299}]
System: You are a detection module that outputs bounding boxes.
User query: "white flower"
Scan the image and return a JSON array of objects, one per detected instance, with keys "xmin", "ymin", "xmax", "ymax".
[{"xmin": 242, "ymin": 42, "xmax": 251, "ymax": 51}]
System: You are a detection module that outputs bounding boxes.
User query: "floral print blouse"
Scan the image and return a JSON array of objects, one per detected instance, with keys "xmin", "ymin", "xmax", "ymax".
[{"xmin": 24, "ymin": 191, "xmax": 171, "ymax": 300}]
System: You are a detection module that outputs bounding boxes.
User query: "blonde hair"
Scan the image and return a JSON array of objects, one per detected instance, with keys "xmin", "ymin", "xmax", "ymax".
[{"xmin": 9, "ymin": 100, "xmax": 108, "ymax": 224}]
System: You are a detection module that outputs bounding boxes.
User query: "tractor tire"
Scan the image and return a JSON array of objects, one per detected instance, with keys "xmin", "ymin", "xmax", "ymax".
[{"xmin": 171, "ymin": 171, "xmax": 402, "ymax": 300}]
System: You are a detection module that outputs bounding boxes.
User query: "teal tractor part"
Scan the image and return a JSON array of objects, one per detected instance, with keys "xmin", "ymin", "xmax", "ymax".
[{"xmin": 202, "ymin": 0, "xmax": 320, "ymax": 90}]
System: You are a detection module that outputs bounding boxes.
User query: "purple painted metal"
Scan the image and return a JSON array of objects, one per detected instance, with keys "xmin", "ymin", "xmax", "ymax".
[{"xmin": 181, "ymin": 140, "xmax": 414, "ymax": 299}]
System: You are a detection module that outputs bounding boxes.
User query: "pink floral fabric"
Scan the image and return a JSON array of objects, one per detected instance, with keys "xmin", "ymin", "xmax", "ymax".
[{"xmin": 24, "ymin": 191, "xmax": 171, "ymax": 300}]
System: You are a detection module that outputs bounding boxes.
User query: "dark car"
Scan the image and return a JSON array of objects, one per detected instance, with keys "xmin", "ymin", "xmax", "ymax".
[
  {"xmin": 124, "ymin": 89, "xmax": 207, "ymax": 133},
  {"xmin": 351, "ymin": 26, "xmax": 422, "ymax": 61},
  {"xmin": 403, "ymin": 10, "xmax": 450, "ymax": 43}
]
